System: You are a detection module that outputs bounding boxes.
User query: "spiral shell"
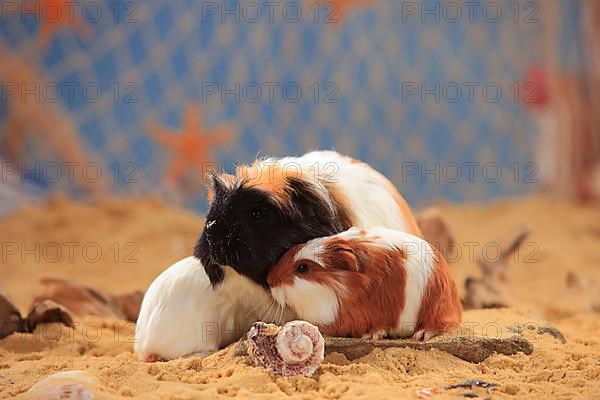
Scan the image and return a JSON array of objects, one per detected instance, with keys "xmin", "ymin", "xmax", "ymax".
[{"xmin": 247, "ymin": 320, "xmax": 325, "ymax": 377}]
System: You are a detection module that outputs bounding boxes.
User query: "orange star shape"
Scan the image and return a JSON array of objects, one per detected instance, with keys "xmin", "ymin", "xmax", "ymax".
[
  {"xmin": 148, "ymin": 105, "xmax": 234, "ymax": 190},
  {"xmin": 310, "ymin": 0, "xmax": 376, "ymax": 23},
  {"xmin": 32, "ymin": 0, "xmax": 94, "ymax": 49}
]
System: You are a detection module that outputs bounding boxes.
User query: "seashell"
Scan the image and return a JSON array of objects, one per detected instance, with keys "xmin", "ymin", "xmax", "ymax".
[
  {"xmin": 24, "ymin": 370, "xmax": 97, "ymax": 400},
  {"xmin": 247, "ymin": 320, "xmax": 324, "ymax": 377}
]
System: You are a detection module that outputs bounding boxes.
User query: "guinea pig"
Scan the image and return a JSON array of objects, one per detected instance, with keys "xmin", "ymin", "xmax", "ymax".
[
  {"xmin": 195, "ymin": 150, "xmax": 422, "ymax": 289},
  {"xmin": 267, "ymin": 227, "xmax": 462, "ymax": 340},
  {"xmin": 134, "ymin": 256, "xmax": 296, "ymax": 361}
]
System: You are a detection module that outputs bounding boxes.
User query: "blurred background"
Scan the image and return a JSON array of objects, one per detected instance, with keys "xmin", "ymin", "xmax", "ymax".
[
  {"xmin": 2, "ymin": 4, "xmax": 600, "ymax": 397},
  {"xmin": 2, "ymin": 0, "xmax": 599, "ymax": 214}
]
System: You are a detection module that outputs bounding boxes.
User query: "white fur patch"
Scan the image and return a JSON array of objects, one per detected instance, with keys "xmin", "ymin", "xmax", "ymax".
[
  {"xmin": 270, "ymin": 286, "xmax": 287, "ymax": 308},
  {"xmin": 272, "ymin": 277, "xmax": 339, "ymax": 325},
  {"xmin": 336, "ymin": 226, "xmax": 363, "ymax": 239},
  {"xmin": 248, "ymin": 151, "xmax": 413, "ymax": 233},
  {"xmin": 313, "ymin": 154, "xmax": 410, "ymax": 232},
  {"xmin": 293, "ymin": 237, "xmax": 326, "ymax": 265},
  {"xmin": 134, "ymin": 257, "xmax": 280, "ymax": 360},
  {"xmin": 396, "ymin": 244, "xmax": 434, "ymax": 335}
]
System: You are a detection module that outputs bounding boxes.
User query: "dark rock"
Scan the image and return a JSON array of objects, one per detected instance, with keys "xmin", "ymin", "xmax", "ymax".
[
  {"xmin": 536, "ymin": 326, "xmax": 567, "ymax": 344},
  {"xmin": 25, "ymin": 300, "xmax": 75, "ymax": 332},
  {"xmin": 0, "ymin": 293, "xmax": 23, "ymax": 339}
]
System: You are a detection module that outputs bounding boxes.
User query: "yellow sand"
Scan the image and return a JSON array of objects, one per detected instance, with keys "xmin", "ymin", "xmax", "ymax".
[{"xmin": 1, "ymin": 195, "xmax": 599, "ymax": 399}]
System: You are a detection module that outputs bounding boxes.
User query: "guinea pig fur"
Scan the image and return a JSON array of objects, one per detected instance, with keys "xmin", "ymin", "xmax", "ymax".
[
  {"xmin": 134, "ymin": 256, "xmax": 295, "ymax": 361},
  {"xmin": 195, "ymin": 150, "xmax": 422, "ymax": 289},
  {"xmin": 267, "ymin": 227, "xmax": 462, "ymax": 340}
]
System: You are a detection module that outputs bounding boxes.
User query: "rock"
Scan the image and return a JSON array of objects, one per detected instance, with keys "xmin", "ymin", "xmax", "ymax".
[
  {"xmin": 235, "ymin": 334, "xmax": 534, "ymax": 364},
  {"xmin": 536, "ymin": 326, "xmax": 567, "ymax": 344},
  {"xmin": 25, "ymin": 300, "xmax": 75, "ymax": 332},
  {"xmin": 0, "ymin": 291, "xmax": 23, "ymax": 339}
]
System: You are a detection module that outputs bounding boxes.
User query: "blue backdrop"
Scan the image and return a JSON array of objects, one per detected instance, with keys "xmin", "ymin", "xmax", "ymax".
[{"xmin": 0, "ymin": 0, "xmax": 580, "ymax": 211}]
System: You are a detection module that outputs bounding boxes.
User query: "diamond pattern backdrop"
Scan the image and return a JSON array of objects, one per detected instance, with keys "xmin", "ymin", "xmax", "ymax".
[{"xmin": 0, "ymin": 0, "xmax": 582, "ymax": 212}]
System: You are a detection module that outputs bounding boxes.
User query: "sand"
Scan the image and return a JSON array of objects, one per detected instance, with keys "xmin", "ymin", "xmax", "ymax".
[{"xmin": 0, "ymin": 195, "xmax": 599, "ymax": 399}]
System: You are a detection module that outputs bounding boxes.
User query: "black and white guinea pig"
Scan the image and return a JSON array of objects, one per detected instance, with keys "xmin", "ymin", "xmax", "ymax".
[
  {"xmin": 136, "ymin": 151, "xmax": 423, "ymax": 360},
  {"xmin": 195, "ymin": 150, "xmax": 422, "ymax": 289},
  {"xmin": 267, "ymin": 227, "xmax": 462, "ymax": 340}
]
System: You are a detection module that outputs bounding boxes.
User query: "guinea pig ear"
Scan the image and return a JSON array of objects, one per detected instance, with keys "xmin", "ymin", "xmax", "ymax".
[
  {"xmin": 206, "ymin": 172, "xmax": 231, "ymax": 203},
  {"xmin": 332, "ymin": 244, "xmax": 360, "ymax": 272}
]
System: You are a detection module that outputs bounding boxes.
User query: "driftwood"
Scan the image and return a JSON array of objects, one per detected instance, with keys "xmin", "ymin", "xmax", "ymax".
[
  {"xmin": 0, "ymin": 278, "xmax": 143, "ymax": 341},
  {"xmin": 416, "ymin": 208, "xmax": 533, "ymax": 311},
  {"xmin": 463, "ymin": 226, "xmax": 530, "ymax": 310},
  {"xmin": 476, "ymin": 226, "xmax": 530, "ymax": 282},
  {"xmin": 234, "ymin": 335, "xmax": 533, "ymax": 364},
  {"xmin": 33, "ymin": 276, "xmax": 144, "ymax": 322}
]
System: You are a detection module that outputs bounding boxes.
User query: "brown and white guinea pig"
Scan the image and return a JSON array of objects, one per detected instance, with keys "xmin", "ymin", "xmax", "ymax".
[
  {"xmin": 195, "ymin": 150, "xmax": 422, "ymax": 289},
  {"xmin": 267, "ymin": 227, "xmax": 462, "ymax": 340}
]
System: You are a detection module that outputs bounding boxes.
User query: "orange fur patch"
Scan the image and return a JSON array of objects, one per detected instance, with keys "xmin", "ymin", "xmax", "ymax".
[
  {"xmin": 236, "ymin": 160, "xmax": 306, "ymax": 207},
  {"xmin": 319, "ymin": 238, "xmax": 408, "ymax": 337},
  {"xmin": 415, "ymin": 250, "xmax": 462, "ymax": 334},
  {"xmin": 268, "ymin": 243, "xmax": 305, "ymax": 287}
]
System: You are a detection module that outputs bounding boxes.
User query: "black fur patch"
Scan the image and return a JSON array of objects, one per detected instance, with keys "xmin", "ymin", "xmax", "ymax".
[{"xmin": 194, "ymin": 176, "xmax": 351, "ymax": 288}]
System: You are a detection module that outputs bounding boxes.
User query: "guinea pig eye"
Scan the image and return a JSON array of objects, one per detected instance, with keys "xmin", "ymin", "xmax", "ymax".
[
  {"xmin": 296, "ymin": 264, "xmax": 309, "ymax": 274},
  {"xmin": 250, "ymin": 207, "xmax": 264, "ymax": 220}
]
